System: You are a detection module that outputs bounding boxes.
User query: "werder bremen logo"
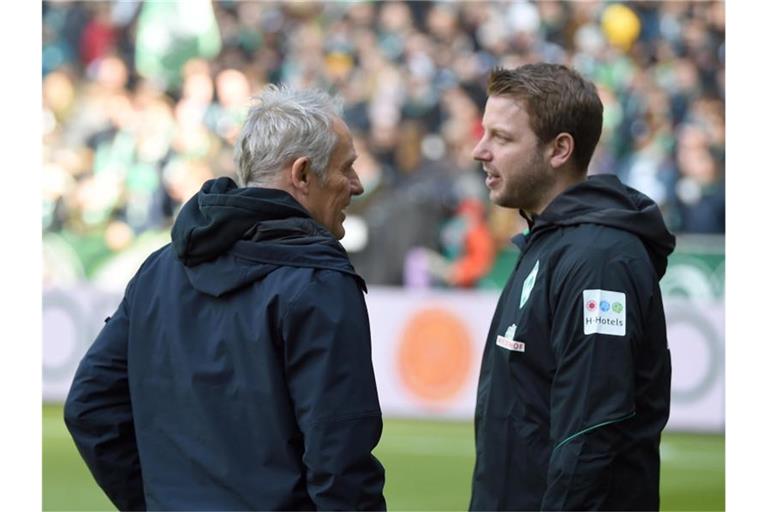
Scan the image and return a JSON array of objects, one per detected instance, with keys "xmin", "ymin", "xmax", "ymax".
[{"xmin": 519, "ymin": 260, "xmax": 539, "ymax": 309}]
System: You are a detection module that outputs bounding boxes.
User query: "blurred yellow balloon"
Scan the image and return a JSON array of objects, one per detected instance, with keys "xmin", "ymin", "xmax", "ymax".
[{"xmin": 602, "ymin": 3, "xmax": 642, "ymax": 51}]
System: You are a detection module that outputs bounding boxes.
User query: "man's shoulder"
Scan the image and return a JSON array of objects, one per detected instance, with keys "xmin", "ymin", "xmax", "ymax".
[
  {"xmin": 265, "ymin": 263, "xmax": 363, "ymax": 301},
  {"xmin": 554, "ymin": 223, "xmax": 646, "ymax": 259},
  {"xmin": 295, "ymin": 266, "xmax": 364, "ymax": 296},
  {"xmin": 133, "ymin": 243, "xmax": 177, "ymax": 278},
  {"xmin": 279, "ymin": 266, "xmax": 366, "ymax": 320},
  {"xmin": 542, "ymin": 224, "xmax": 652, "ymax": 281}
]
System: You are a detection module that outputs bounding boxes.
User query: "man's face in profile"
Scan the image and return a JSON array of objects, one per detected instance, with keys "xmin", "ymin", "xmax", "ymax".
[
  {"xmin": 304, "ymin": 118, "xmax": 364, "ymax": 239},
  {"xmin": 472, "ymin": 95, "xmax": 553, "ymax": 212}
]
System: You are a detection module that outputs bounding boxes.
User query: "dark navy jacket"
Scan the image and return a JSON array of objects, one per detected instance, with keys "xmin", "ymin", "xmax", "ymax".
[
  {"xmin": 470, "ymin": 175, "xmax": 675, "ymax": 511},
  {"xmin": 64, "ymin": 177, "xmax": 386, "ymax": 511}
]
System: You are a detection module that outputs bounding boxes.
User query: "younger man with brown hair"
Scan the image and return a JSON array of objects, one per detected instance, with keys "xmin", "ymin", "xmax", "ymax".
[{"xmin": 470, "ymin": 63, "xmax": 675, "ymax": 511}]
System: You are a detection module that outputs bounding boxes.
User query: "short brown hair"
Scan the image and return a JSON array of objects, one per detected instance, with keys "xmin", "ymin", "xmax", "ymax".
[{"xmin": 487, "ymin": 63, "xmax": 603, "ymax": 171}]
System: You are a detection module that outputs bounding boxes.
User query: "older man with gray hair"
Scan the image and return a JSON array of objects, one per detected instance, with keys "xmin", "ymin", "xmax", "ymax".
[{"xmin": 64, "ymin": 84, "xmax": 386, "ymax": 511}]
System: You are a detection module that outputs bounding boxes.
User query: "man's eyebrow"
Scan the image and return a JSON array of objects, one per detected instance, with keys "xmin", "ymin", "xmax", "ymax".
[{"xmin": 486, "ymin": 126, "xmax": 513, "ymax": 137}]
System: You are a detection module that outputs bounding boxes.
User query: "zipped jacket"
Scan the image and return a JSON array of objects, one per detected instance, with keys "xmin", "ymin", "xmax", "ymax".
[
  {"xmin": 64, "ymin": 177, "xmax": 386, "ymax": 511},
  {"xmin": 470, "ymin": 174, "xmax": 675, "ymax": 511}
]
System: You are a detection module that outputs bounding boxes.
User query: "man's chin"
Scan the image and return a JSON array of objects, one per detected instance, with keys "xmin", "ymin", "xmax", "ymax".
[
  {"xmin": 490, "ymin": 192, "xmax": 520, "ymax": 210},
  {"xmin": 489, "ymin": 190, "xmax": 507, "ymax": 206}
]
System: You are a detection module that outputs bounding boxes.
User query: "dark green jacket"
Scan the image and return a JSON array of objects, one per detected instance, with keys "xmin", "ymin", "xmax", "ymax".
[{"xmin": 470, "ymin": 175, "xmax": 675, "ymax": 511}]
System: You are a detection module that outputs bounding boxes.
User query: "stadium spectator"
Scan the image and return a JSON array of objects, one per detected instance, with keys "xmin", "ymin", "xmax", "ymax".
[
  {"xmin": 469, "ymin": 64, "xmax": 675, "ymax": 510},
  {"xmin": 64, "ymin": 85, "xmax": 386, "ymax": 510},
  {"xmin": 670, "ymin": 121, "xmax": 725, "ymax": 233},
  {"xmin": 42, "ymin": 1, "xmax": 725, "ymax": 288}
]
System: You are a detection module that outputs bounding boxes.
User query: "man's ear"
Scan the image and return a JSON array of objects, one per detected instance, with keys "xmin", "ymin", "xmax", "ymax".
[
  {"xmin": 289, "ymin": 156, "xmax": 313, "ymax": 195},
  {"xmin": 549, "ymin": 132, "xmax": 575, "ymax": 170}
]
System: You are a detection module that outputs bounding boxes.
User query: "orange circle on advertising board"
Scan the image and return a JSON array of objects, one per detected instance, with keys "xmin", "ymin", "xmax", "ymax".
[{"xmin": 397, "ymin": 307, "xmax": 472, "ymax": 403}]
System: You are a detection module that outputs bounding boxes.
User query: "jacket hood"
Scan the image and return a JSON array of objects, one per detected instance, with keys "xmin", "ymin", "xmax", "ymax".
[
  {"xmin": 533, "ymin": 174, "xmax": 676, "ymax": 278},
  {"xmin": 171, "ymin": 177, "xmax": 363, "ymax": 296}
]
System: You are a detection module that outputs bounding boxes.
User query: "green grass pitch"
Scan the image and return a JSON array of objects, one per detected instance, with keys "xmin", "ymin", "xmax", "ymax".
[{"xmin": 43, "ymin": 404, "xmax": 724, "ymax": 511}]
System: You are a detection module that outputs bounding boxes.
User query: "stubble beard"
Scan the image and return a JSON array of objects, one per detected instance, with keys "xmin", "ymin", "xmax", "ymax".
[{"xmin": 493, "ymin": 150, "xmax": 554, "ymax": 213}]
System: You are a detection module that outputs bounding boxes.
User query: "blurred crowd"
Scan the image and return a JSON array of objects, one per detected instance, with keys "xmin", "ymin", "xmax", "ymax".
[{"xmin": 42, "ymin": 0, "xmax": 725, "ymax": 289}]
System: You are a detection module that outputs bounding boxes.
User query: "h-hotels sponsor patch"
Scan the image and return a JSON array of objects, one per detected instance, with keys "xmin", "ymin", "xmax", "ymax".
[
  {"xmin": 496, "ymin": 324, "xmax": 526, "ymax": 352},
  {"xmin": 583, "ymin": 289, "xmax": 626, "ymax": 336}
]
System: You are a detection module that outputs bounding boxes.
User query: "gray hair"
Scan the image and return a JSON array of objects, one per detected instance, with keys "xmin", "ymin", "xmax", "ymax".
[{"xmin": 234, "ymin": 84, "xmax": 343, "ymax": 187}]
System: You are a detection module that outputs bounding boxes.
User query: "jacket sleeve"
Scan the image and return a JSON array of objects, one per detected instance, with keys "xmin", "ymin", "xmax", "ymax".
[
  {"xmin": 541, "ymin": 251, "xmax": 649, "ymax": 511},
  {"xmin": 63, "ymin": 284, "xmax": 145, "ymax": 511},
  {"xmin": 281, "ymin": 270, "xmax": 386, "ymax": 511}
]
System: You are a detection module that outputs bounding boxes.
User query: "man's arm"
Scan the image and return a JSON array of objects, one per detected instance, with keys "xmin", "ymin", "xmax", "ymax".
[
  {"xmin": 281, "ymin": 270, "xmax": 386, "ymax": 511},
  {"xmin": 541, "ymin": 251, "xmax": 649, "ymax": 510},
  {"xmin": 63, "ymin": 290, "xmax": 146, "ymax": 511}
]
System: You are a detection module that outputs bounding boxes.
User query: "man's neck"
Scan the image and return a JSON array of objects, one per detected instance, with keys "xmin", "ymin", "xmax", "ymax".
[{"xmin": 530, "ymin": 172, "xmax": 586, "ymax": 216}]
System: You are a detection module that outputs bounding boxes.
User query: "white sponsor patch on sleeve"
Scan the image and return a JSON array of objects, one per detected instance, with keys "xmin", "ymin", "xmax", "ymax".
[
  {"xmin": 582, "ymin": 289, "xmax": 626, "ymax": 336},
  {"xmin": 496, "ymin": 335, "xmax": 526, "ymax": 353},
  {"xmin": 496, "ymin": 323, "xmax": 525, "ymax": 352}
]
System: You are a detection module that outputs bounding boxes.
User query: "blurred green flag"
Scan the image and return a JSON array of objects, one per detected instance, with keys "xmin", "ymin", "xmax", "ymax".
[{"xmin": 135, "ymin": 0, "xmax": 221, "ymax": 91}]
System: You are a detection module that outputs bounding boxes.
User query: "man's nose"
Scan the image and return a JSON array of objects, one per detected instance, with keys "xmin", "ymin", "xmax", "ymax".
[
  {"xmin": 349, "ymin": 171, "xmax": 364, "ymax": 196},
  {"xmin": 472, "ymin": 139, "xmax": 489, "ymax": 161}
]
